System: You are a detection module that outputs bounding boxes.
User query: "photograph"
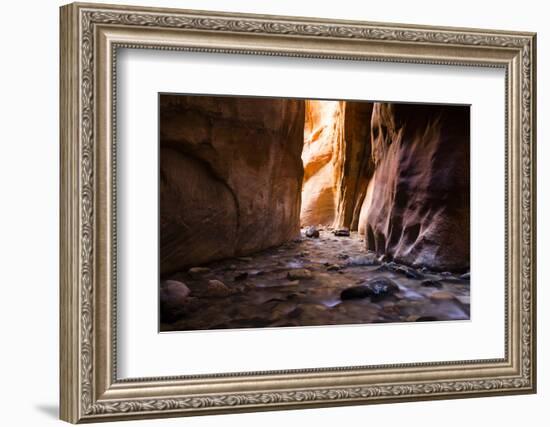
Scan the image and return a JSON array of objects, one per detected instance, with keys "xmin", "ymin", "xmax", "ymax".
[
  {"xmin": 57, "ymin": 2, "xmax": 536, "ymax": 422},
  {"xmin": 159, "ymin": 94, "xmax": 471, "ymax": 331}
]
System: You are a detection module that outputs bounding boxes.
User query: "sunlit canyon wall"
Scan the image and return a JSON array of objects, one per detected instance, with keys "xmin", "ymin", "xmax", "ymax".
[
  {"xmin": 300, "ymin": 100, "xmax": 374, "ymax": 229},
  {"xmin": 160, "ymin": 95, "xmax": 305, "ymax": 275}
]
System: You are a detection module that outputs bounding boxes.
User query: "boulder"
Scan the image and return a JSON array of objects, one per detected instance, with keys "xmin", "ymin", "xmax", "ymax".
[
  {"xmin": 305, "ymin": 225, "xmax": 320, "ymax": 238},
  {"xmin": 160, "ymin": 280, "xmax": 191, "ymax": 322},
  {"xmin": 340, "ymin": 277, "xmax": 399, "ymax": 302}
]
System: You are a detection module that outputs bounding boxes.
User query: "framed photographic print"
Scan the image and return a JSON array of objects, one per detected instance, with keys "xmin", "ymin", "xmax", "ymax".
[{"xmin": 60, "ymin": 2, "xmax": 537, "ymax": 423}]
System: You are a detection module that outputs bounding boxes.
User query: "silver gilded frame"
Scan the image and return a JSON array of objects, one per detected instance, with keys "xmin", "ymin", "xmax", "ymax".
[{"xmin": 60, "ymin": 2, "xmax": 537, "ymax": 423}]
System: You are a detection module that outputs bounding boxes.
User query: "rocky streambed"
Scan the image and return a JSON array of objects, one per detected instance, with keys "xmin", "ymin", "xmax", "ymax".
[{"xmin": 160, "ymin": 228, "xmax": 470, "ymax": 332}]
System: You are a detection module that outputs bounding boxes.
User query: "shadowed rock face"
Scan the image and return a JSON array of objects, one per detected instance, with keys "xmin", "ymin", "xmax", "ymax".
[
  {"xmin": 160, "ymin": 95, "xmax": 305, "ymax": 276},
  {"xmin": 335, "ymin": 101, "xmax": 374, "ymax": 230},
  {"xmin": 358, "ymin": 103, "xmax": 470, "ymax": 272},
  {"xmin": 300, "ymin": 100, "xmax": 374, "ymax": 230}
]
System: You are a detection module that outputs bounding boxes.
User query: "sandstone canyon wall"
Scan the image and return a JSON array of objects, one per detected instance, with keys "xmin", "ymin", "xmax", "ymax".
[
  {"xmin": 300, "ymin": 100, "xmax": 345, "ymax": 227},
  {"xmin": 160, "ymin": 95, "xmax": 305, "ymax": 276},
  {"xmin": 358, "ymin": 103, "xmax": 470, "ymax": 272},
  {"xmin": 300, "ymin": 100, "xmax": 374, "ymax": 230}
]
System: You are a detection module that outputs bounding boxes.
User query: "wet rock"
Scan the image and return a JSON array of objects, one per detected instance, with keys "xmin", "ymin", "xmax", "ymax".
[
  {"xmin": 460, "ymin": 272, "xmax": 471, "ymax": 280},
  {"xmin": 206, "ymin": 280, "xmax": 232, "ymax": 297},
  {"xmin": 421, "ymin": 279, "xmax": 442, "ymax": 288},
  {"xmin": 346, "ymin": 255, "xmax": 377, "ymax": 266},
  {"xmin": 287, "ymin": 269, "xmax": 313, "ymax": 280},
  {"xmin": 340, "ymin": 277, "xmax": 399, "ymax": 302},
  {"xmin": 305, "ymin": 226, "xmax": 320, "ymax": 238},
  {"xmin": 188, "ymin": 267, "xmax": 211, "ymax": 278},
  {"xmin": 333, "ymin": 227, "xmax": 350, "ymax": 236},
  {"xmin": 160, "ymin": 280, "xmax": 190, "ymax": 307},
  {"xmin": 327, "ymin": 264, "xmax": 341, "ymax": 271},
  {"xmin": 395, "ymin": 265, "xmax": 423, "ymax": 279},
  {"xmin": 430, "ymin": 291, "xmax": 455, "ymax": 301},
  {"xmin": 384, "ymin": 261, "xmax": 399, "ymax": 271},
  {"xmin": 234, "ymin": 272, "xmax": 249, "ymax": 281},
  {"xmin": 160, "ymin": 280, "xmax": 191, "ymax": 323}
]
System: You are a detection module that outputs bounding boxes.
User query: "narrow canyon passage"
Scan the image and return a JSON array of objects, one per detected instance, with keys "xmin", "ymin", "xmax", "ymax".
[{"xmin": 159, "ymin": 95, "xmax": 470, "ymax": 331}]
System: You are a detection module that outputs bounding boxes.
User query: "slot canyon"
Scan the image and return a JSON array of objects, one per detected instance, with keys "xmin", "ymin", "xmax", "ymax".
[{"xmin": 159, "ymin": 94, "xmax": 470, "ymax": 331}]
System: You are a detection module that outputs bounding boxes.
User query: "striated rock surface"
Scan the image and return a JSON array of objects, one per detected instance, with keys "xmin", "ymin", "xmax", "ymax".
[
  {"xmin": 358, "ymin": 103, "xmax": 470, "ymax": 272},
  {"xmin": 334, "ymin": 101, "xmax": 374, "ymax": 230},
  {"xmin": 300, "ymin": 100, "xmax": 374, "ymax": 230},
  {"xmin": 160, "ymin": 94, "xmax": 305, "ymax": 276},
  {"xmin": 300, "ymin": 100, "xmax": 345, "ymax": 227}
]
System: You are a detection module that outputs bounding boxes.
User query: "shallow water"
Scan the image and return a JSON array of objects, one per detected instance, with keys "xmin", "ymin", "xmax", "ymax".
[{"xmin": 161, "ymin": 229, "xmax": 470, "ymax": 332}]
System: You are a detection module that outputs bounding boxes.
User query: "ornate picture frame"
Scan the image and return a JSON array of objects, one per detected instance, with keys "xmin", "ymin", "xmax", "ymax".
[{"xmin": 60, "ymin": 2, "xmax": 536, "ymax": 423}]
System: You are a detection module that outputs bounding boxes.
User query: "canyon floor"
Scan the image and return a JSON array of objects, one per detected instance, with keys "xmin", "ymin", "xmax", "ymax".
[{"xmin": 161, "ymin": 229, "xmax": 470, "ymax": 332}]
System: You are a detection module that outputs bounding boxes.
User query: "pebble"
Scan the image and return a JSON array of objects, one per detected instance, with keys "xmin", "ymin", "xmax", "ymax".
[
  {"xmin": 333, "ymin": 228, "xmax": 350, "ymax": 236},
  {"xmin": 206, "ymin": 280, "xmax": 232, "ymax": 297},
  {"xmin": 287, "ymin": 269, "xmax": 313, "ymax": 280},
  {"xmin": 430, "ymin": 291, "xmax": 455, "ymax": 301},
  {"xmin": 421, "ymin": 279, "xmax": 442, "ymax": 288},
  {"xmin": 346, "ymin": 255, "xmax": 377, "ymax": 266},
  {"xmin": 305, "ymin": 226, "xmax": 320, "ymax": 238},
  {"xmin": 395, "ymin": 265, "xmax": 423, "ymax": 279},
  {"xmin": 188, "ymin": 267, "xmax": 211, "ymax": 278}
]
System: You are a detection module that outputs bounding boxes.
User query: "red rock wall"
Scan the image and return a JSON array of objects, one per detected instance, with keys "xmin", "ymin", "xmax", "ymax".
[
  {"xmin": 334, "ymin": 101, "xmax": 374, "ymax": 230},
  {"xmin": 160, "ymin": 95, "xmax": 305, "ymax": 275},
  {"xmin": 358, "ymin": 103, "xmax": 470, "ymax": 272}
]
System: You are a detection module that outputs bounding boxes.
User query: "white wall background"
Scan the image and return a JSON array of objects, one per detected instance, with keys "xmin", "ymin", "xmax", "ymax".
[{"xmin": 0, "ymin": 0, "xmax": 545, "ymax": 426}]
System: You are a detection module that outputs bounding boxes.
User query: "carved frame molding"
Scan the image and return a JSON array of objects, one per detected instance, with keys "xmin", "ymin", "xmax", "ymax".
[{"xmin": 60, "ymin": 2, "xmax": 536, "ymax": 423}]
